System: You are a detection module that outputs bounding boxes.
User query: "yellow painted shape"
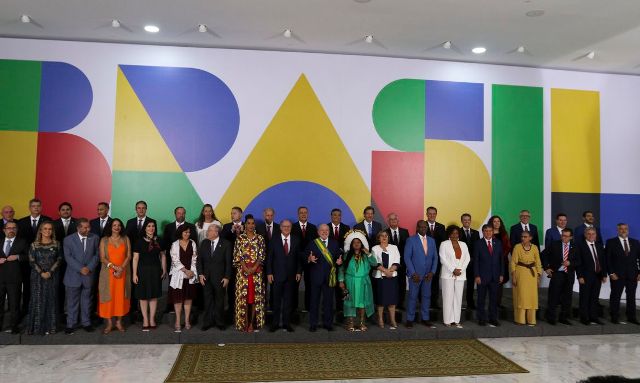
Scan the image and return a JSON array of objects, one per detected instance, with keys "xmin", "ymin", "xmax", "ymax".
[
  {"xmin": 551, "ymin": 88, "xmax": 600, "ymax": 193},
  {"xmin": 0, "ymin": 131, "xmax": 37, "ymax": 217},
  {"xmin": 216, "ymin": 74, "xmax": 370, "ymax": 222},
  {"xmin": 113, "ymin": 67, "xmax": 182, "ymax": 172},
  {"xmin": 424, "ymin": 140, "xmax": 491, "ymax": 228}
]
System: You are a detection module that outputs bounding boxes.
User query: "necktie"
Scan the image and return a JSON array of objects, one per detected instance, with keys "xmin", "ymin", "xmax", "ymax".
[
  {"xmin": 623, "ymin": 239, "xmax": 630, "ymax": 256},
  {"xmin": 100, "ymin": 219, "xmax": 106, "ymax": 231},
  {"xmin": 393, "ymin": 230, "xmax": 398, "ymax": 245},
  {"xmin": 301, "ymin": 223, "xmax": 306, "ymax": 238},
  {"xmin": 465, "ymin": 229, "xmax": 470, "ymax": 240},
  {"xmin": 137, "ymin": 219, "xmax": 143, "ymax": 231},
  {"xmin": 367, "ymin": 223, "xmax": 372, "ymax": 237},
  {"xmin": 4, "ymin": 239, "xmax": 11, "ymax": 256},
  {"xmin": 334, "ymin": 226, "xmax": 339, "ymax": 239},
  {"xmin": 430, "ymin": 224, "xmax": 434, "ymax": 235},
  {"xmin": 591, "ymin": 244, "xmax": 600, "ymax": 273},
  {"xmin": 487, "ymin": 240, "xmax": 493, "ymax": 255},
  {"xmin": 323, "ymin": 240, "xmax": 327, "ymax": 248},
  {"xmin": 63, "ymin": 219, "xmax": 69, "ymax": 235},
  {"xmin": 211, "ymin": 240, "xmax": 216, "ymax": 256},
  {"xmin": 525, "ymin": 224, "xmax": 529, "ymax": 232},
  {"xmin": 562, "ymin": 243, "xmax": 569, "ymax": 271},
  {"xmin": 284, "ymin": 238, "xmax": 289, "ymax": 255},
  {"xmin": 32, "ymin": 219, "xmax": 37, "ymax": 231},
  {"xmin": 421, "ymin": 236, "xmax": 427, "ymax": 254},
  {"xmin": 267, "ymin": 225, "xmax": 272, "ymax": 240},
  {"xmin": 81, "ymin": 237, "xmax": 87, "ymax": 253}
]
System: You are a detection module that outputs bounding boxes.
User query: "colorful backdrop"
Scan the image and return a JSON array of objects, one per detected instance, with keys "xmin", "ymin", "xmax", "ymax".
[{"xmin": 1, "ymin": 38, "xmax": 640, "ymax": 244}]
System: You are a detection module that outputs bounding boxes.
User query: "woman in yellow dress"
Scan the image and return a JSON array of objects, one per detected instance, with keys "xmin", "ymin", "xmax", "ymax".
[
  {"xmin": 510, "ymin": 230, "xmax": 542, "ymax": 326},
  {"xmin": 233, "ymin": 215, "xmax": 266, "ymax": 332}
]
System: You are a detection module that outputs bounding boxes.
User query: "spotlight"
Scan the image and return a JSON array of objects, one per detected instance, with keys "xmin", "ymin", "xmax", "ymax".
[
  {"xmin": 587, "ymin": 51, "xmax": 595, "ymax": 59},
  {"xmin": 144, "ymin": 25, "xmax": 159, "ymax": 33},
  {"xmin": 20, "ymin": 14, "xmax": 31, "ymax": 23},
  {"xmin": 517, "ymin": 46, "xmax": 525, "ymax": 53},
  {"xmin": 443, "ymin": 41, "xmax": 452, "ymax": 49},
  {"xmin": 472, "ymin": 47, "xmax": 486, "ymax": 54},
  {"xmin": 111, "ymin": 19, "xmax": 121, "ymax": 28},
  {"xmin": 198, "ymin": 24, "xmax": 207, "ymax": 33},
  {"xmin": 283, "ymin": 28, "xmax": 292, "ymax": 38},
  {"xmin": 365, "ymin": 35, "xmax": 374, "ymax": 43}
]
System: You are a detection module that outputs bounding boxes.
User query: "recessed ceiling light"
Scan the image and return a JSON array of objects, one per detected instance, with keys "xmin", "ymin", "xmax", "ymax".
[
  {"xmin": 198, "ymin": 24, "xmax": 207, "ymax": 33},
  {"xmin": 472, "ymin": 47, "xmax": 486, "ymax": 54},
  {"xmin": 283, "ymin": 28, "xmax": 292, "ymax": 38},
  {"xmin": 144, "ymin": 25, "xmax": 159, "ymax": 33},
  {"xmin": 354, "ymin": 0, "xmax": 371, "ymax": 3},
  {"xmin": 526, "ymin": 9, "xmax": 545, "ymax": 17},
  {"xmin": 587, "ymin": 51, "xmax": 595, "ymax": 59},
  {"xmin": 111, "ymin": 19, "xmax": 121, "ymax": 28},
  {"xmin": 443, "ymin": 41, "xmax": 452, "ymax": 49},
  {"xmin": 364, "ymin": 35, "xmax": 374, "ymax": 43},
  {"xmin": 517, "ymin": 46, "xmax": 525, "ymax": 53},
  {"xmin": 20, "ymin": 14, "xmax": 31, "ymax": 23}
]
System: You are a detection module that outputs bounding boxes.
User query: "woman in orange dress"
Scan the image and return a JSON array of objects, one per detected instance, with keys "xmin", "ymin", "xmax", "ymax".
[{"xmin": 98, "ymin": 218, "xmax": 132, "ymax": 334}]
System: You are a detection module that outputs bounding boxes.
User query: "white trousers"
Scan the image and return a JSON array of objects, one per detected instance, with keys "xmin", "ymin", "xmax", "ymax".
[{"xmin": 441, "ymin": 278, "xmax": 465, "ymax": 324}]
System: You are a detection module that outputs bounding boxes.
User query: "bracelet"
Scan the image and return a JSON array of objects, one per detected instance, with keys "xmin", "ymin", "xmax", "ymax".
[{"xmin": 107, "ymin": 262, "xmax": 113, "ymax": 269}]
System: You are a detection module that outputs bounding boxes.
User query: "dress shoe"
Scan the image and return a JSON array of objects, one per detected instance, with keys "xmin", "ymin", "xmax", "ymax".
[
  {"xmin": 592, "ymin": 319, "xmax": 604, "ymax": 325},
  {"xmin": 324, "ymin": 325, "xmax": 334, "ymax": 332},
  {"xmin": 405, "ymin": 321, "xmax": 414, "ymax": 328},
  {"xmin": 581, "ymin": 319, "xmax": 591, "ymax": 325},
  {"xmin": 83, "ymin": 325, "xmax": 95, "ymax": 332},
  {"xmin": 547, "ymin": 319, "xmax": 557, "ymax": 325},
  {"xmin": 478, "ymin": 320, "xmax": 487, "ymax": 326},
  {"xmin": 611, "ymin": 319, "xmax": 620, "ymax": 325},
  {"xmin": 284, "ymin": 325, "xmax": 295, "ymax": 332},
  {"xmin": 489, "ymin": 320, "xmax": 500, "ymax": 327},
  {"xmin": 559, "ymin": 319, "xmax": 572, "ymax": 326},
  {"xmin": 10, "ymin": 326, "xmax": 20, "ymax": 334},
  {"xmin": 628, "ymin": 319, "xmax": 640, "ymax": 325},
  {"xmin": 309, "ymin": 326, "xmax": 317, "ymax": 332},
  {"xmin": 422, "ymin": 320, "xmax": 435, "ymax": 328},
  {"xmin": 217, "ymin": 325, "xmax": 226, "ymax": 331},
  {"xmin": 269, "ymin": 325, "xmax": 279, "ymax": 333},
  {"xmin": 201, "ymin": 324, "xmax": 212, "ymax": 331},
  {"xmin": 65, "ymin": 327, "xmax": 75, "ymax": 334}
]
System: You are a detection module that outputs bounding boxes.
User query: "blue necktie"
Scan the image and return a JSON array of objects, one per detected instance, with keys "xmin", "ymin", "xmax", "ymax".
[
  {"xmin": 367, "ymin": 223, "xmax": 372, "ymax": 237},
  {"xmin": 4, "ymin": 239, "xmax": 11, "ymax": 256}
]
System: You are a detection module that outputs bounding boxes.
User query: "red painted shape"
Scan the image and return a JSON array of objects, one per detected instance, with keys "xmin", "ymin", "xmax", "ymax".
[
  {"xmin": 35, "ymin": 133, "xmax": 112, "ymax": 219},
  {"xmin": 371, "ymin": 151, "xmax": 424, "ymax": 235}
]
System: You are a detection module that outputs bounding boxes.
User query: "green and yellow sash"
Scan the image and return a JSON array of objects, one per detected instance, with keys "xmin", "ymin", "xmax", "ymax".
[{"xmin": 314, "ymin": 238, "xmax": 336, "ymax": 287}]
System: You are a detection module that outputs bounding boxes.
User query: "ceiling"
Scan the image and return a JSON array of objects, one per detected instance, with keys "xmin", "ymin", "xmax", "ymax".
[{"xmin": 2, "ymin": 0, "xmax": 640, "ymax": 75}]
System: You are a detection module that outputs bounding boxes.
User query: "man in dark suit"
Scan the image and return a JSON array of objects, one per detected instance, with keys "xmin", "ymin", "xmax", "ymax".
[
  {"xmin": 256, "ymin": 207, "xmax": 280, "ymax": 249},
  {"xmin": 543, "ymin": 228, "xmax": 580, "ymax": 325},
  {"xmin": 52, "ymin": 202, "xmax": 77, "ymax": 319},
  {"xmin": 353, "ymin": 206, "xmax": 383, "ymax": 246},
  {"xmin": 404, "ymin": 220, "xmax": 438, "ymax": 328},
  {"xmin": 425, "ymin": 206, "xmax": 445, "ymax": 308},
  {"xmin": 576, "ymin": 227, "xmax": 607, "ymax": 325},
  {"xmin": 606, "ymin": 223, "xmax": 640, "ymax": 325},
  {"xmin": 385, "ymin": 212, "xmax": 409, "ymax": 309},
  {"xmin": 221, "ymin": 206, "xmax": 244, "ymax": 322},
  {"xmin": 124, "ymin": 200, "xmax": 156, "ymax": 323},
  {"xmin": 304, "ymin": 224, "xmax": 341, "ymax": 331},
  {"xmin": 89, "ymin": 202, "xmax": 113, "ymax": 237},
  {"xmin": 574, "ymin": 210, "xmax": 603, "ymax": 246},
  {"xmin": 474, "ymin": 224, "xmax": 504, "ymax": 327},
  {"xmin": 63, "ymin": 219, "xmax": 99, "ymax": 333},
  {"xmin": 459, "ymin": 213, "xmax": 480, "ymax": 310},
  {"xmin": 267, "ymin": 219, "xmax": 302, "ymax": 332},
  {"xmin": 291, "ymin": 206, "xmax": 318, "ymax": 312},
  {"xmin": 196, "ymin": 222, "xmax": 232, "ymax": 331},
  {"xmin": 0, "ymin": 205, "xmax": 16, "ymax": 241},
  {"xmin": 0, "ymin": 222, "xmax": 28, "ymax": 333},
  {"xmin": 328, "ymin": 208, "xmax": 350, "ymax": 313},
  {"xmin": 545, "ymin": 213, "xmax": 568, "ymax": 250},
  {"xmin": 16, "ymin": 198, "xmax": 51, "ymax": 315},
  {"xmin": 509, "ymin": 209, "xmax": 540, "ymax": 248}
]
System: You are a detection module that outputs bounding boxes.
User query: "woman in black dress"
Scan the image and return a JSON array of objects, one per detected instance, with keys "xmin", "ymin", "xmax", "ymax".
[
  {"xmin": 168, "ymin": 225, "xmax": 198, "ymax": 332},
  {"xmin": 132, "ymin": 221, "xmax": 166, "ymax": 331},
  {"xmin": 26, "ymin": 222, "xmax": 62, "ymax": 335},
  {"xmin": 371, "ymin": 231, "xmax": 400, "ymax": 329}
]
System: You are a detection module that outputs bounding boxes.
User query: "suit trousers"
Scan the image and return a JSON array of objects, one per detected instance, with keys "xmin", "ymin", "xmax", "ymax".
[
  {"xmin": 546, "ymin": 271, "xmax": 574, "ymax": 322},
  {"xmin": 431, "ymin": 264, "xmax": 441, "ymax": 308},
  {"xmin": 309, "ymin": 282, "xmax": 334, "ymax": 327},
  {"xmin": 202, "ymin": 279, "xmax": 225, "ymax": 327},
  {"xmin": 407, "ymin": 277, "xmax": 432, "ymax": 321},
  {"xmin": 20, "ymin": 262, "xmax": 31, "ymax": 315},
  {"xmin": 66, "ymin": 284, "xmax": 92, "ymax": 328},
  {"xmin": 609, "ymin": 277, "xmax": 638, "ymax": 321},
  {"xmin": 272, "ymin": 279, "xmax": 294, "ymax": 327},
  {"xmin": 579, "ymin": 278, "xmax": 601, "ymax": 322},
  {"xmin": 465, "ymin": 261, "xmax": 475, "ymax": 307},
  {"xmin": 476, "ymin": 281, "xmax": 498, "ymax": 321},
  {"xmin": 0, "ymin": 281, "xmax": 21, "ymax": 328},
  {"xmin": 441, "ymin": 278, "xmax": 465, "ymax": 324}
]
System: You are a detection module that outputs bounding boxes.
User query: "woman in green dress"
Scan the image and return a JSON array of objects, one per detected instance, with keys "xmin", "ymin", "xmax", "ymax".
[{"xmin": 339, "ymin": 230, "xmax": 378, "ymax": 331}]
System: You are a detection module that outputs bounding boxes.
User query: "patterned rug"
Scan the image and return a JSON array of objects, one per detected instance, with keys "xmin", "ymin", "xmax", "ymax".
[{"xmin": 165, "ymin": 339, "xmax": 527, "ymax": 382}]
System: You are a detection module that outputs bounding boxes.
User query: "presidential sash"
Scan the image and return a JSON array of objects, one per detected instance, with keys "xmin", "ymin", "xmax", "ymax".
[{"xmin": 314, "ymin": 238, "xmax": 336, "ymax": 287}]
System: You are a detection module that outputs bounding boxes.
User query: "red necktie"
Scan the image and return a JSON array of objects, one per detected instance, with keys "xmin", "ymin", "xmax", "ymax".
[
  {"xmin": 267, "ymin": 225, "xmax": 272, "ymax": 240},
  {"xmin": 487, "ymin": 240, "xmax": 493, "ymax": 255},
  {"xmin": 562, "ymin": 243, "xmax": 569, "ymax": 271},
  {"xmin": 301, "ymin": 223, "xmax": 306, "ymax": 238},
  {"xmin": 591, "ymin": 244, "xmax": 601, "ymax": 273},
  {"xmin": 334, "ymin": 226, "xmax": 339, "ymax": 240},
  {"xmin": 284, "ymin": 238, "xmax": 289, "ymax": 255},
  {"xmin": 624, "ymin": 239, "xmax": 630, "ymax": 256}
]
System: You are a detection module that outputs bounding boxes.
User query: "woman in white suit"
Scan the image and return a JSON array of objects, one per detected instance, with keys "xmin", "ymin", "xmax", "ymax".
[{"xmin": 439, "ymin": 225, "xmax": 471, "ymax": 327}]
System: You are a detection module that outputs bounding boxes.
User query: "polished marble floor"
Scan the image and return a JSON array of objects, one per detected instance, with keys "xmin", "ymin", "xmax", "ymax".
[{"xmin": 0, "ymin": 334, "xmax": 639, "ymax": 382}]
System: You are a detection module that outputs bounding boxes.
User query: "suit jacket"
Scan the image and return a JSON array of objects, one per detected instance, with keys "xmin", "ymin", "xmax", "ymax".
[
  {"xmin": 544, "ymin": 227, "xmax": 564, "ymax": 251},
  {"xmin": 162, "ymin": 221, "xmax": 198, "ymax": 251},
  {"xmin": 291, "ymin": 221, "xmax": 318, "ymax": 251},
  {"xmin": 542, "ymin": 240, "xmax": 580, "ymax": 274},
  {"xmin": 385, "ymin": 227, "xmax": 410, "ymax": 263},
  {"xmin": 17, "ymin": 215, "xmax": 52, "ymax": 244},
  {"xmin": 458, "ymin": 227, "xmax": 480, "ymax": 258},
  {"xmin": 473, "ymin": 237, "xmax": 504, "ymax": 283},
  {"xmin": 52, "ymin": 217, "xmax": 77, "ymax": 244},
  {"xmin": 439, "ymin": 240, "xmax": 470, "ymax": 280},
  {"xmin": 90, "ymin": 216, "xmax": 113, "ymax": 237},
  {"xmin": 303, "ymin": 237, "xmax": 340, "ymax": 286},
  {"xmin": 63, "ymin": 233, "xmax": 100, "ymax": 287},
  {"xmin": 0, "ymin": 237, "xmax": 28, "ymax": 284},
  {"xmin": 267, "ymin": 234, "xmax": 302, "ymax": 282},
  {"xmin": 256, "ymin": 221, "xmax": 281, "ymax": 249},
  {"xmin": 196, "ymin": 237, "xmax": 232, "ymax": 282},
  {"xmin": 575, "ymin": 240, "xmax": 606, "ymax": 281},
  {"xmin": 221, "ymin": 222, "xmax": 244, "ymax": 247},
  {"xmin": 426, "ymin": 221, "xmax": 446, "ymax": 249},
  {"xmin": 574, "ymin": 224, "xmax": 603, "ymax": 246},
  {"xmin": 125, "ymin": 216, "xmax": 157, "ymax": 245},
  {"xmin": 510, "ymin": 223, "xmax": 540, "ymax": 248},
  {"xmin": 353, "ymin": 220, "xmax": 383, "ymax": 246},
  {"xmin": 605, "ymin": 237, "xmax": 640, "ymax": 279},
  {"xmin": 404, "ymin": 234, "xmax": 438, "ymax": 278},
  {"xmin": 328, "ymin": 222, "xmax": 350, "ymax": 249}
]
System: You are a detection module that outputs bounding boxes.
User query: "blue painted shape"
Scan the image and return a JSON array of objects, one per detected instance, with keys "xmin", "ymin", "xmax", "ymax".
[
  {"xmin": 120, "ymin": 65, "xmax": 239, "ymax": 172},
  {"xmin": 600, "ymin": 193, "xmax": 640, "ymax": 240},
  {"xmin": 244, "ymin": 181, "xmax": 357, "ymax": 227},
  {"xmin": 425, "ymin": 80, "xmax": 483, "ymax": 141},
  {"xmin": 39, "ymin": 62, "xmax": 93, "ymax": 132}
]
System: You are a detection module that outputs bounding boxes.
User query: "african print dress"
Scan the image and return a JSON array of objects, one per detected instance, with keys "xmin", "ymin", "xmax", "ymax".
[{"xmin": 233, "ymin": 233, "xmax": 266, "ymax": 330}]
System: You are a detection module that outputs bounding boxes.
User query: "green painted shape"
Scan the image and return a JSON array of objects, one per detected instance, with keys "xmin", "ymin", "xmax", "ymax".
[
  {"xmin": 372, "ymin": 79, "xmax": 425, "ymax": 152},
  {"xmin": 111, "ymin": 171, "xmax": 204, "ymax": 229},
  {"xmin": 0, "ymin": 60, "xmax": 41, "ymax": 132},
  {"xmin": 492, "ymin": 84, "xmax": 544, "ymax": 232}
]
